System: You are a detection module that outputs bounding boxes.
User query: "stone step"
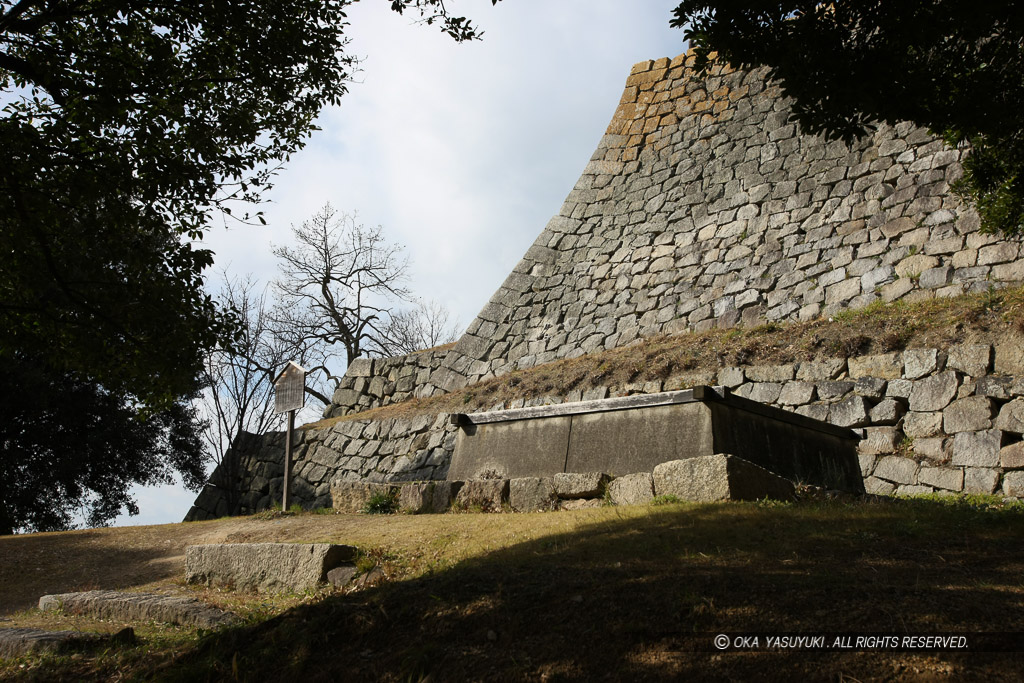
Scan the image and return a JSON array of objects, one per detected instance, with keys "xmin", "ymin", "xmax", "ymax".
[
  {"xmin": 0, "ymin": 626, "xmax": 131, "ymax": 658},
  {"xmin": 185, "ymin": 543, "xmax": 357, "ymax": 593},
  {"xmin": 38, "ymin": 590, "xmax": 238, "ymax": 629}
]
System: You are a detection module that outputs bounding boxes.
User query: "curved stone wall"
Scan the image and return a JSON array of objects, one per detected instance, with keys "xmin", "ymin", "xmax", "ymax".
[{"xmin": 326, "ymin": 51, "xmax": 1024, "ymax": 417}]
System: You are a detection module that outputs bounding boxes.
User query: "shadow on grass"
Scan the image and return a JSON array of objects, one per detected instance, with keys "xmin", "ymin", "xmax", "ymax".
[
  {"xmin": 156, "ymin": 499, "xmax": 1024, "ymax": 682},
  {"xmin": 0, "ymin": 529, "xmax": 187, "ymax": 615}
]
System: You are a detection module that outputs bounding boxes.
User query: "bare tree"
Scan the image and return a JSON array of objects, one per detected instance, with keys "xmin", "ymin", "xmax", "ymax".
[
  {"xmin": 272, "ymin": 204, "xmax": 412, "ymax": 366},
  {"xmin": 199, "ymin": 275, "xmax": 289, "ymax": 467},
  {"xmin": 382, "ymin": 299, "xmax": 461, "ymax": 356}
]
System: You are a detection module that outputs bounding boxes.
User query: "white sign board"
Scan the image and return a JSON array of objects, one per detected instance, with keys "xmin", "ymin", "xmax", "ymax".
[{"xmin": 274, "ymin": 361, "xmax": 306, "ymax": 414}]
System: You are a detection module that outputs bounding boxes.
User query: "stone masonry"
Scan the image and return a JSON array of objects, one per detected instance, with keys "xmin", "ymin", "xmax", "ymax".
[
  {"xmin": 187, "ymin": 52, "xmax": 1024, "ymax": 520},
  {"xmin": 187, "ymin": 339, "xmax": 1024, "ymax": 520},
  {"xmin": 187, "ymin": 413, "xmax": 459, "ymax": 520},
  {"xmin": 322, "ymin": 51, "xmax": 1024, "ymax": 420}
]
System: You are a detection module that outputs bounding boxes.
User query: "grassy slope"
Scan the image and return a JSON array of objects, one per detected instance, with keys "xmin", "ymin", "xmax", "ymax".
[{"xmin": 2, "ymin": 496, "xmax": 1024, "ymax": 681}]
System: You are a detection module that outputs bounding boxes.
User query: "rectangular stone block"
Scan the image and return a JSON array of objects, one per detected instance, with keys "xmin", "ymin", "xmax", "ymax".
[
  {"xmin": 0, "ymin": 628, "xmax": 103, "ymax": 658},
  {"xmin": 779, "ymin": 381, "xmax": 816, "ymax": 405},
  {"xmin": 848, "ymin": 352, "xmax": 903, "ymax": 379},
  {"xmin": 947, "ymin": 344, "xmax": 992, "ymax": 377},
  {"xmin": 864, "ymin": 476, "xmax": 896, "ymax": 495},
  {"xmin": 717, "ymin": 366, "xmax": 745, "ymax": 387},
  {"xmin": 964, "ymin": 467, "xmax": 999, "ymax": 494},
  {"xmin": 185, "ymin": 543, "xmax": 357, "ymax": 593},
  {"xmin": 903, "ymin": 411, "xmax": 943, "ymax": 438},
  {"xmin": 398, "ymin": 481, "xmax": 461, "ymax": 514},
  {"xmin": 816, "ymin": 381, "xmax": 855, "ymax": 400},
  {"xmin": 554, "ymin": 472, "xmax": 611, "ymax": 499},
  {"xmin": 909, "ymin": 371, "xmax": 960, "ymax": 412},
  {"xmin": 942, "ymin": 396, "xmax": 995, "ymax": 433},
  {"xmin": 1002, "ymin": 470, "xmax": 1024, "ymax": 497},
  {"xmin": 913, "ymin": 437, "xmax": 950, "ymax": 461},
  {"xmin": 347, "ymin": 358, "xmax": 374, "ymax": 377},
  {"xmin": 796, "ymin": 358, "xmax": 846, "ymax": 381},
  {"xmin": 873, "ymin": 455, "xmax": 918, "ymax": 485},
  {"xmin": 830, "ymin": 395, "xmax": 871, "ymax": 428},
  {"xmin": 952, "ymin": 430, "xmax": 1002, "ymax": 467},
  {"xmin": 918, "ymin": 467, "xmax": 964, "ymax": 492},
  {"xmin": 995, "ymin": 341, "xmax": 1024, "ymax": 375},
  {"xmin": 509, "ymin": 477, "xmax": 557, "ymax": 512},
  {"xmin": 455, "ymin": 479, "xmax": 509, "ymax": 511},
  {"xmin": 607, "ymin": 472, "xmax": 656, "ymax": 506},
  {"xmin": 38, "ymin": 590, "xmax": 238, "ymax": 629},
  {"xmin": 746, "ymin": 364, "xmax": 796, "ymax": 382},
  {"xmin": 652, "ymin": 454, "xmax": 795, "ymax": 502},
  {"xmin": 857, "ymin": 427, "xmax": 900, "ymax": 455},
  {"xmin": 903, "ymin": 348, "xmax": 939, "ymax": 379},
  {"xmin": 1000, "ymin": 442, "xmax": 1024, "ymax": 469},
  {"xmin": 868, "ymin": 397, "xmax": 905, "ymax": 425},
  {"xmin": 331, "ymin": 481, "xmax": 398, "ymax": 514}
]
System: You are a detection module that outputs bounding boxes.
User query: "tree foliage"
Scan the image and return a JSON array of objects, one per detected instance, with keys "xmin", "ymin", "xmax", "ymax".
[
  {"xmin": 0, "ymin": 0, "xmax": 493, "ymax": 406},
  {"xmin": 0, "ymin": 358, "xmax": 207, "ymax": 534},
  {"xmin": 0, "ymin": 0, "xmax": 494, "ymax": 530},
  {"xmin": 672, "ymin": 1, "xmax": 1024, "ymax": 233}
]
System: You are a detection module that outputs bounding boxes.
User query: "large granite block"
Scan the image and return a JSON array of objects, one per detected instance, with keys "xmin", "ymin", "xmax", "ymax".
[
  {"xmin": 185, "ymin": 543, "xmax": 357, "ymax": 593},
  {"xmin": 652, "ymin": 455, "xmax": 796, "ymax": 503}
]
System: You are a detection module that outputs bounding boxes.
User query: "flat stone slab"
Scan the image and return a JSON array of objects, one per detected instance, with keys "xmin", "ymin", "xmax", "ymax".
[
  {"xmin": 38, "ymin": 590, "xmax": 238, "ymax": 629},
  {"xmin": 0, "ymin": 627, "xmax": 103, "ymax": 658},
  {"xmin": 185, "ymin": 543, "xmax": 357, "ymax": 593},
  {"xmin": 653, "ymin": 454, "xmax": 796, "ymax": 503}
]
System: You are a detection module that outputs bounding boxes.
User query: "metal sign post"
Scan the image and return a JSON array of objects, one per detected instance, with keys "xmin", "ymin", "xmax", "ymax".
[{"xmin": 273, "ymin": 361, "xmax": 306, "ymax": 512}]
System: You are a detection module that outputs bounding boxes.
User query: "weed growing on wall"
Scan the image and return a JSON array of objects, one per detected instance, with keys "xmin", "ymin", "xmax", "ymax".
[{"xmin": 362, "ymin": 491, "xmax": 398, "ymax": 515}]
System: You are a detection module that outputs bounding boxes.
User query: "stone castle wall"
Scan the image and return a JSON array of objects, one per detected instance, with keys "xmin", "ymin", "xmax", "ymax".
[
  {"xmin": 186, "ymin": 339, "xmax": 1024, "ymax": 520},
  {"xmin": 187, "ymin": 52, "xmax": 1024, "ymax": 520},
  {"xmin": 324, "ymin": 52, "xmax": 1024, "ymax": 419}
]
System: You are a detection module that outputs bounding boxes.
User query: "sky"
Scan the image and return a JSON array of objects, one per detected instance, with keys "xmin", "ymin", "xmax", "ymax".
[{"xmin": 112, "ymin": 0, "xmax": 689, "ymax": 527}]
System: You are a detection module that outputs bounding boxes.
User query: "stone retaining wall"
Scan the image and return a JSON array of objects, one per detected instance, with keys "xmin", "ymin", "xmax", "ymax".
[
  {"xmin": 719, "ymin": 343, "xmax": 1024, "ymax": 497},
  {"xmin": 324, "ymin": 347, "xmax": 451, "ymax": 419},
  {"xmin": 187, "ymin": 338, "xmax": 1024, "ymax": 521},
  {"xmin": 324, "ymin": 51, "xmax": 1024, "ymax": 418},
  {"xmin": 185, "ymin": 414, "xmax": 459, "ymax": 521}
]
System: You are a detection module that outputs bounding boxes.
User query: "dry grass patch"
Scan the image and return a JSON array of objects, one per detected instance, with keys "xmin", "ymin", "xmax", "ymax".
[{"xmin": 307, "ymin": 286, "xmax": 1024, "ymax": 427}]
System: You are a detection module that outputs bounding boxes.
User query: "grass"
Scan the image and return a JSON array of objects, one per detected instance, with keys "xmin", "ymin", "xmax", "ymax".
[
  {"xmin": 361, "ymin": 490, "xmax": 399, "ymax": 515},
  {"xmin": 305, "ymin": 285, "xmax": 1024, "ymax": 428},
  {"xmin": 2, "ymin": 497, "xmax": 1024, "ymax": 680}
]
